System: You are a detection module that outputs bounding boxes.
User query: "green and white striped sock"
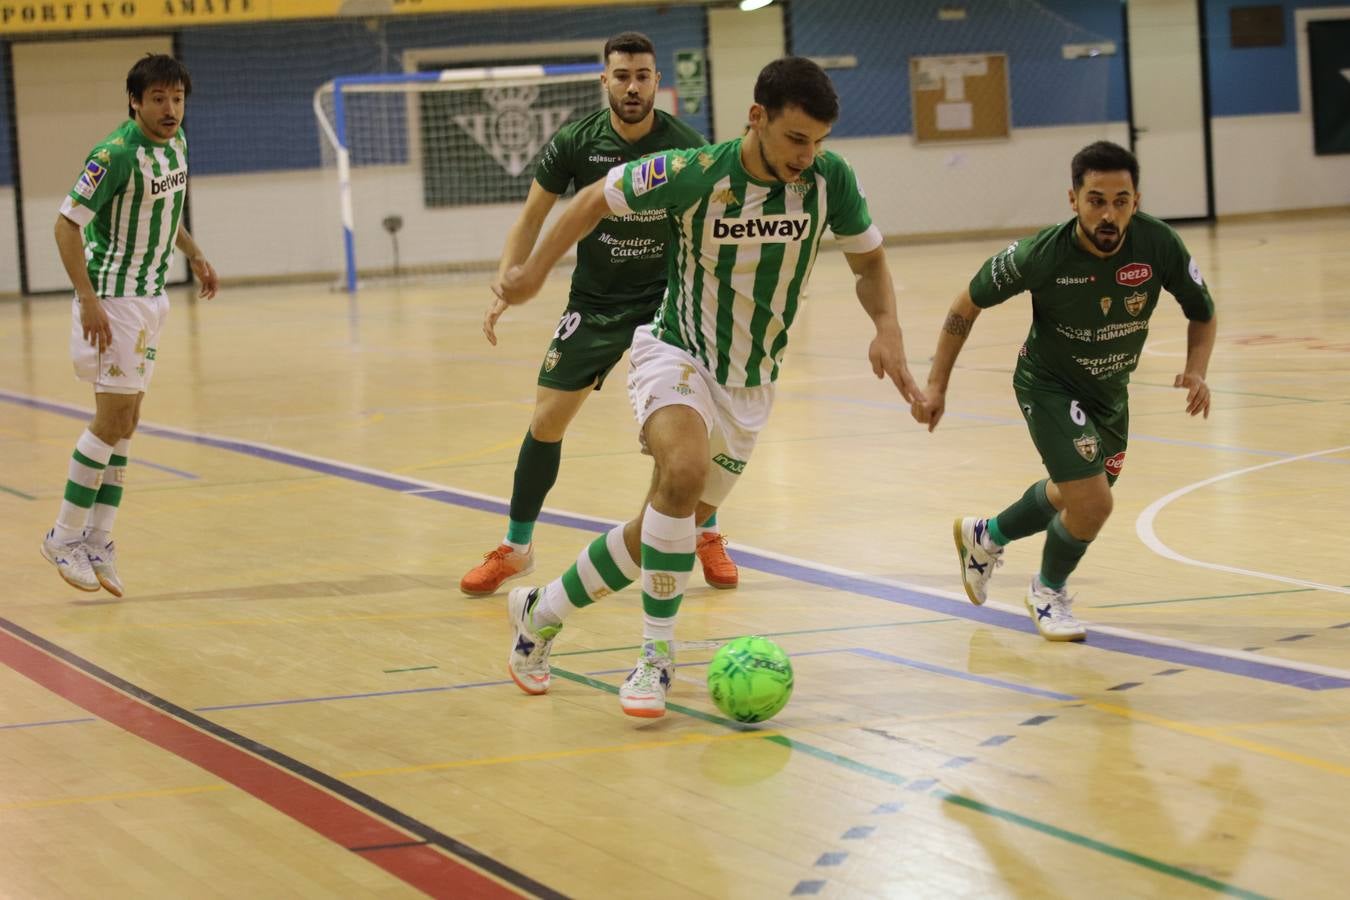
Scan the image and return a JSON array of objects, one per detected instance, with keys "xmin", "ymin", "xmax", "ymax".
[
  {"xmin": 640, "ymin": 505, "xmax": 695, "ymax": 642},
  {"xmin": 53, "ymin": 430, "xmax": 114, "ymax": 543},
  {"xmin": 538, "ymin": 524, "xmax": 639, "ymax": 626},
  {"xmin": 86, "ymin": 438, "xmax": 129, "ymax": 547}
]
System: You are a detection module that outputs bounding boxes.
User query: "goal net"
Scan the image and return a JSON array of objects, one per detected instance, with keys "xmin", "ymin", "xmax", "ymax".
[{"xmin": 314, "ymin": 63, "xmax": 604, "ymax": 291}]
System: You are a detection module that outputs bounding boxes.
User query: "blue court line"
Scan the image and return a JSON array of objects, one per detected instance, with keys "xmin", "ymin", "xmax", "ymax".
[
  {"xmin": 0, "ymin": 715, "xmax": 97, "ymax": 730},
  {"xmin": 737, "ymin": 552, "xmax": 1350, "ymax": 690},
  {"xmin": 132, "ymin": 458, "xmax": 199, "ymax": 480},
  {"xmin": 849, "ymin": 649, "xmax": 1076, "ymax": 701},
  {"xmin": 4, "ymin": 388, "xmax": 1347, "ymax": 692}
]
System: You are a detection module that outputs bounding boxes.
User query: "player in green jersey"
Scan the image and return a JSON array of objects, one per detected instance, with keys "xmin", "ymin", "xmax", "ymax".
[
  {"xmin": 493, "ymin": 56, "xmax": 925, "ymax": 717},
  {"xmin": 461, "ymin": 32, "xmax": 742, "ymax": 598},
  {"xmin": 913, "ymin": 141, "xmax": 1216, "ymax": 641},
  {"xmin": 41, "ymin": 54, "xmax": 218, "ymax": 597}
]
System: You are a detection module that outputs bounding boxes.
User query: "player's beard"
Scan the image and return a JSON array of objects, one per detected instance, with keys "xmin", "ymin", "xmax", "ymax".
[
  {"xmin": 1084, "ymin": 218, "xmax": 1122, "ymax": 253},
  {"xmin": 609, "ymin": 90, "xmax": 653, "ymax": 125}
]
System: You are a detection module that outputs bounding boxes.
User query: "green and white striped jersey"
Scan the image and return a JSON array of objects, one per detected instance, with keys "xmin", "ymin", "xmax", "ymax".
[
  {"xmin": 59, "ymin": 118, "xmax": 188, "ymax": 298},
  {"xmin": 604, "ymin": 138, "xmax": 880, "ymax": 387}
]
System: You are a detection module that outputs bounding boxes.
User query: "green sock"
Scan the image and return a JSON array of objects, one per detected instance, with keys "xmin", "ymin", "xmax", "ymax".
[
  {"xmin": 989, "ymin": 479, "xmax": 1056, "ymax": 545},
  {"xmin": 1039, "ymin": 513, "xmax": 1092, "ymax": 589},
  {"xmin": 506, "ymin": 431, "xmax": 561, "ymax": 545}
]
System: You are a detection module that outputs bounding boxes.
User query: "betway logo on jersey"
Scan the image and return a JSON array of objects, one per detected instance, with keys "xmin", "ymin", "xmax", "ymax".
[
  {"xmin": 709, "ymin": 214, "xmax": 810, "ymax": 244},
  {"xmin": 1115, "ymin": 262, "xmax": 1152, "ymax": 287},
  {"xmin": 150, "ymin": 169, "xmax": 188, "ymax": 197}
]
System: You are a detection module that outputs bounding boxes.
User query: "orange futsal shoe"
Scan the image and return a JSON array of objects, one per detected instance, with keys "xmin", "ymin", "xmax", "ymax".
[
  {"xmin": 460, "ymin": 544, "xmax": 534, "ymax": 597},
  {"xmin": 696, "ymin": 532, "xmax": 738, "ymax": 590}
]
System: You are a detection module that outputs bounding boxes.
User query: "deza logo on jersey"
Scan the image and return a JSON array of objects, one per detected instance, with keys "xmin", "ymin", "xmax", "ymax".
[
  {"xmin": 1115, "ymin": 262, "xmax": 1152, "ymax": 287},
  {"xmin": 710, "ymin": 214, "xmax": 811, "ymax": 244},
  {"xmin": 150, "ymin": 169, "xmax": 188, "ymax": 197}
]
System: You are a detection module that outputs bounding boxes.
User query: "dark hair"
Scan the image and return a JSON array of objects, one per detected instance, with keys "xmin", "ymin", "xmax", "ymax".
[
  {"xmin": 126, "ymin": 53, "xmax": 192, "ymax": 118},
  {"xmin": 1071, "ymin": 140, "xmax": 1139, "ymax": 190},
  {"xmin": 754, "ymin": 56, "xmax": 839, "ymax": 124},
  {"xmin": 603, "ymin": 31, "xmax": 655, "ymax": 63}
]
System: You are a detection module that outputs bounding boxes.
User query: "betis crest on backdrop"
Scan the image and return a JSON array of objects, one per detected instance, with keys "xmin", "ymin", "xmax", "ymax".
[{"xmin": 454, "ymin": 85, "xmax": 573, "ymax": 177}]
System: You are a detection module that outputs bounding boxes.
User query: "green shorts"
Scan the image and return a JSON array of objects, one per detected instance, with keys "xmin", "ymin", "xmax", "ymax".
[
  {"xmin": 537, "ymin": 301, "xmax": 661, "ymax": 391},
  {"xmin": 1015, "ymin": 384, "xmax": 1130, "ymax": 486}
]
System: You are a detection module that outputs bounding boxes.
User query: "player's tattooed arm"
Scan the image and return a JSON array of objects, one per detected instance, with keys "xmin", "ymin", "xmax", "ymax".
[
  {"xmin": 942, "ymin": 311, "xmax": 972, "ymax": 337},
  {"xmin": 912, "ymin": 290, "xmax": 983, "ymax": 431}
]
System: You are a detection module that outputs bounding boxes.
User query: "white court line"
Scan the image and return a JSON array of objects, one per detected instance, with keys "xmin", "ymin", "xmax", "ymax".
[{"xmin": 1136, "ymin": 444, "xmax": 1350, "ymax": 596}]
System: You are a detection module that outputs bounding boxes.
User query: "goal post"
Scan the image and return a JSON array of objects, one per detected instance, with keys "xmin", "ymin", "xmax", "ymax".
[{"xmin": 313, "ymin": 62, "xmax": 604, "ymax": 292}]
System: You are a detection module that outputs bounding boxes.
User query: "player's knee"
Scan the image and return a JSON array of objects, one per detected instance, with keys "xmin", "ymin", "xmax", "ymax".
[
  {"xmin": 529, "ymin": 405, "xmax": 572, "ymax": 442},
  {"xmin": 528, "ymin": 418, "xmax": 567, "ymax": 443},
  {"xmin": 1071, "ymin": 488, "xmax": 1113, "ymax": 529},
  {"xmin": 654, "ymin": 456, "xmax": 707, "ymax": 511},
  {"xmin": 91, "ymin": 408, "xmax": 134, "ymax": 445}
]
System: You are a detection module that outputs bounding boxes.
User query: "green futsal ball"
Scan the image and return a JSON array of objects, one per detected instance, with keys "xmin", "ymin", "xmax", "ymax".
[{"xmin": 707, "ymin": 636, "xmax": 794, "ymax": 723}]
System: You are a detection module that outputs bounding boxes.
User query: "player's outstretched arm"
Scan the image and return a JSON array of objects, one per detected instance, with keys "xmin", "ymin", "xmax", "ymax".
[
  {"xmin": 175, "ymin": 227, "xmax": 217, "ymax": 299},
  {"xmin": 914, "ymin": 290, "xmax": 983, "ymax": 433},
  {"xmin": 1176, "ymin": 314, "xmax": 1217, "ymax": 418},
  {"xmin": 494, "ymin": 180, "xmax": 611, "ymax": 306},
  {"xmin": 485, "ymin": 181, "xmax": 561, "ymax": 345},
  {"xmin": 846, "ymin": 247, "xmax": 926, "ymax": 408}
]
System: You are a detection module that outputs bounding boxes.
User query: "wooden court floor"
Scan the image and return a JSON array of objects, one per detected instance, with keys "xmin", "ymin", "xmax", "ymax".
[{"xmin": 1, "ymin": 211, "xmax": 1347, "ymax": 898}]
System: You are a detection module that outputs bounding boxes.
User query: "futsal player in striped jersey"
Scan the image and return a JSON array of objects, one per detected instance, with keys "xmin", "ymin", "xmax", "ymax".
[
  {"xmin": 461, "ymin": 32, "xmax": 741, "ymax": 599},
  {"xmin": 41, "ymin": 54, "xmax": 218, "ymax": 596},
  {"xmin": 493, "ymin": 57, "xmax": 926, "ymax": 717}
]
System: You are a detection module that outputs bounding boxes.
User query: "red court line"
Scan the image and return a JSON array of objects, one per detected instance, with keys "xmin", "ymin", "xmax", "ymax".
[{"xmin": 0, "ymin": 626, "xmax": 520, "ymax": 899}]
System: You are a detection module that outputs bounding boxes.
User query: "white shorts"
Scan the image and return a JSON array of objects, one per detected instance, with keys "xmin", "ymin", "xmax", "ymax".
[
  {"xmin": 70, "ymin": 293, "xmax": 169, "ymax": 395},
  {"xmin": 626, "ymin": 327, "xmax": 774, "ymax": 508}
]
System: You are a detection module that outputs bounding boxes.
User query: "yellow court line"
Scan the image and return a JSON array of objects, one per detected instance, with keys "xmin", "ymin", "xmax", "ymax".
[
  {"xmin": 1087, "ymin": 700, "xmax": 1350, "ymax": 778},
  {"xmin": 25, "ymin": 696, "xmax": 1341, "ymax": 817},
  {"xmin": 397, "ymin": 437, "xmax": 525, "ymax": 473},
  {"xmin": 0, "ymin": 783, "xmax": 228, "ymax": 812},
  {"xmin": 341, "ymin": 706, "xmax": 1032, "ymax": 780},
  {"xmin": 342, "ymin": 730, "xmax": 777, "ymax": 778},
  {"xmin": 0, "ymin": 706, "xmax": 1018, "ymax": 813},
  {"xmin": 1237, "ymin": 714, "xmax": 1350, "ymax": 730},
  {"xmin": 58, "ymin": 608, "xmax": 491, "ymax": 633}
]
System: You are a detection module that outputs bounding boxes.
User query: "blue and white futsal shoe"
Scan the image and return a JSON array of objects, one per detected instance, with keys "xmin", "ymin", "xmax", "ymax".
[
  {"xmin": 507, "ymin": 586, "xmax": 561, "ymax": 695},
  {"xmin": 954, "ymin": 516, "xmax": 1004, "ymax": 605},
  {"xmin": 1026, "ymin": 576, "xmax": 1086, "ymax": 642}
]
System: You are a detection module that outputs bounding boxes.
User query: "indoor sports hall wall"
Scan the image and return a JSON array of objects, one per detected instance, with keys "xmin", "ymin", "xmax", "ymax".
[
  {"xmin": 1, "ymin": 0, "xmax": 1348, "ymax": 292},
  {"xmin": 1205, "ymin": 0, "xmax": 1350, "ymax": 214}
]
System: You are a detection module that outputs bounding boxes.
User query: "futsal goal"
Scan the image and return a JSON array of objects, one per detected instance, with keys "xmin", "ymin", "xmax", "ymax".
[{"xmin": 313, "ymin": 62, "xmax": 604, "ymax": 291}]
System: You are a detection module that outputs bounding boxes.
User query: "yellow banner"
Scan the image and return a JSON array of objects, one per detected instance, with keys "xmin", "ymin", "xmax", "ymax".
[{"xmin": 0, "ymin": 0, "xmax": 649, "ymax": 35}]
